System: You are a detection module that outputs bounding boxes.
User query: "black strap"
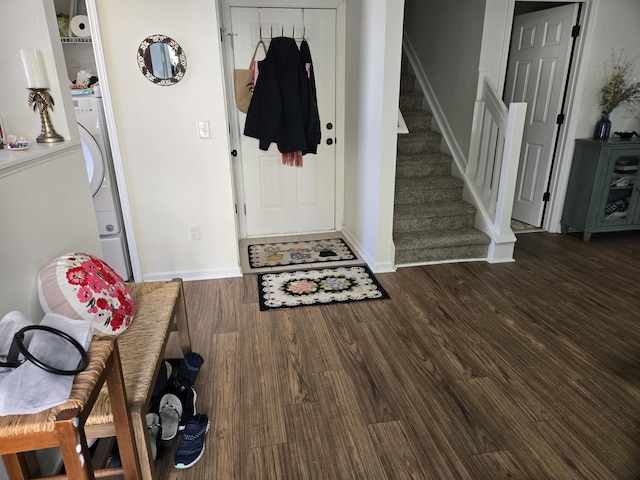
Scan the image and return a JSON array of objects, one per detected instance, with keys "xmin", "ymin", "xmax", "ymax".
[{"xmin": 0, "ymin": 325, "xmax": 88, "ymax": 376}]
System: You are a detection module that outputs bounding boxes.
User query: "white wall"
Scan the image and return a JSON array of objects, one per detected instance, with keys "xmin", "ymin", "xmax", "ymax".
[
  {"xmin": 404, "ymin": 0, "xmax": 640, "ymax": 233},
  {"xmin": 478, "ymin": 0, "xmax": 640, "ymax": 231},
  {"xmin": 92, "ymin": 0, "xmax": 241, "ymax": 280},
  {"xmin": 0, "ymin": 3, "xmax": 101, "ymax": 478},
  {"xmin": 566, "ymin": 1, "xmax": 640, "ymax": 136},
  {"xmin": 403, "ymin": 0, "xmax": 486, "ymax": 163},
  {"xmin": 0, "ymin": 146, "xmax": 102, "ymax": 321},
  {"xmin": 550, "ymin": 0, "xmax": 640, "ymax": 231},
  {"xmin": 94, "ymin": 0, "xmax": 403, "ymax": 277},
  {"xmin": 0, "ymin": 0, "xmax": 100, "ymax": 318},
  {"xmin": 480, "ymin": 0, "xmax": 640, "ymax": 137},
  {"xmin": 0, "ymin": 0, "xmax": 77, "ymax": 143},
  {"xmin": 342, "ymin": 0, "xmax": 404, "ymax": 272}
]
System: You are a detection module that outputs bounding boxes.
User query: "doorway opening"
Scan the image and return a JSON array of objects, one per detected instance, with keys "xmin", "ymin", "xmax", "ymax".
[
  {"xmin": 220, "ymin": 3, "xmax": 342, "ymax": 240},
  {"xmin": 505, "ymin": 1, "xmax": 582, "ymax": 233}
]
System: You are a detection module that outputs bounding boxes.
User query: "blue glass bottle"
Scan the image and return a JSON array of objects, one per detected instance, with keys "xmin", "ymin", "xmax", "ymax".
[{"xmin": 593, "ymin": 114, "xmax": 611, "ymax": 141}]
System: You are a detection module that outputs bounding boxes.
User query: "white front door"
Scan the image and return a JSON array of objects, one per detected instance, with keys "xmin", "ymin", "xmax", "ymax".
[
  {"xmin": 229, "ymin": 7, "xmax": 336, "ymax": 237},
  {"xmin": 504, "ymin": 3, "xmax": 579, "ymax": 227}
]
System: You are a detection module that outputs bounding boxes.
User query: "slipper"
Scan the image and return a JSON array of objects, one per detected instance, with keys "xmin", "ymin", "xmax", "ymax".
[
  {"xmin": 174, "ymin": 413, "xmax": 210, "ymax": 469},
  {"xmin": 145, "ymin": 413, "xmax": 161, "ymax": 461},
  {"xmin": 176, "ymin": 352, "xmax": 204, "ymax": 388},
  {"xmin": 159, "ymin": 393, "xmax": 182, "ymax": 445}
]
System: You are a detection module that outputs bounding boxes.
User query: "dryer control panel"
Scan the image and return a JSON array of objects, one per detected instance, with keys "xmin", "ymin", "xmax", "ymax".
[{"xmin": 74, "ymin": 98, "xmax": 96, "ymax": 115}]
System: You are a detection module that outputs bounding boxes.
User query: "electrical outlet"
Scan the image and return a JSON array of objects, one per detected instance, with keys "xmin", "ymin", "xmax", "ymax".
[
  {"xmin": 189, "ymin": 224, "xmax": 200, "ymax": 241},
  {"xmin": 198, "ymin": 121, "xmax": 210, "ymax": 139}
]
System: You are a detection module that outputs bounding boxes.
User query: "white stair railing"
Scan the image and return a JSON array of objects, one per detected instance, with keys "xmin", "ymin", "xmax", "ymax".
[{"xmin": 467, "ymin": 76, "xmax": 527, "ymax": 262}]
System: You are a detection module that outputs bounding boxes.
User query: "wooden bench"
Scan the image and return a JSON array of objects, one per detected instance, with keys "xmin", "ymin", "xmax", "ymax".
[
  {"xmin": 0, "ymin": 278, "xmax": 192, "ymax": 479},
  {"xmin": 0, "ymin": 337, "xmax": 140, "ymax": 479}
]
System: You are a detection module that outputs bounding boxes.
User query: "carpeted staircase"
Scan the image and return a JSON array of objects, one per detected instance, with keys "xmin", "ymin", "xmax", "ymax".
[{"xmin": 394, "ymin": 60, "xmax": 490, "ymax": 265}]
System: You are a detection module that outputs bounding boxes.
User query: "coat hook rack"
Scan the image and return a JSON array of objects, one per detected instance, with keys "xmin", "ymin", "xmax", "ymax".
[{"xmin": 302, "ymin": 8, "xmax": 306, "ymax": 39}]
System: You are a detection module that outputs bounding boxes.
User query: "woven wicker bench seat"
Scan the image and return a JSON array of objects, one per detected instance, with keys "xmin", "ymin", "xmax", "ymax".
[
  {"xmin": 85, "ymin": 279, "xmax": 192, "ymax": 479},
  {"xmin": 0, "ymin": 337, "xmax": 141, "ymax": 479},
  {"xmin": 0, "ymin": 278, "xmax": 191, "ymax": 480}
]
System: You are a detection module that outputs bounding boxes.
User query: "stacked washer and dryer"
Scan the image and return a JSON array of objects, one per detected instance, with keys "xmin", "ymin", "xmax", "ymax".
[{"xmin": 74, "ymin": 95, "xmax": 132, "ymax": 280}]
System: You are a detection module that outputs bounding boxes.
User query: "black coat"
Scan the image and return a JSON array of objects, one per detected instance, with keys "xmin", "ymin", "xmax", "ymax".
[{"xmin": 244, "ymin": 37, "xmax": 321, "ymax": 155}]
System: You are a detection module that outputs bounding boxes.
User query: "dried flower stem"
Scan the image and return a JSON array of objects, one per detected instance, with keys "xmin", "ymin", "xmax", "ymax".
[{"xmin": 599, "ymin": 50, "xmax": 640, "ymax": 115}]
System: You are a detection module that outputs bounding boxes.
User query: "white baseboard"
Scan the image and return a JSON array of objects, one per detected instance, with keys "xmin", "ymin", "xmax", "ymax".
[
  {"xmin": 142, "ymin": 267, "xmax": 243, "ymax": 282},
  {"xmin": 341, "ymin": 229, "xmax": 396, "ymax": 273}
]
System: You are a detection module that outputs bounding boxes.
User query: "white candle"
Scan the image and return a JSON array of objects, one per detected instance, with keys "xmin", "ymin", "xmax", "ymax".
[{"xmin": 20, "ymin": 49, "xmax": 49, "ymax": 89}]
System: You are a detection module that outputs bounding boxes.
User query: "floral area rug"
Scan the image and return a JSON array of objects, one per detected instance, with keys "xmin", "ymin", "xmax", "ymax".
[
  {"xmin": 248, "ymin": 238, "xmax": 357, "ymax": 268},
  {"xmin": 257, "ymin": 265, "xmax": 389, "ymax": 311}
]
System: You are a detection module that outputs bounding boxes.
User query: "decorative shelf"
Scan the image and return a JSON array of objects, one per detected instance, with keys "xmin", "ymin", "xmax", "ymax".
[{"xmin": 60, "ymin": 37, "xmax": 92, "ymax": 44}]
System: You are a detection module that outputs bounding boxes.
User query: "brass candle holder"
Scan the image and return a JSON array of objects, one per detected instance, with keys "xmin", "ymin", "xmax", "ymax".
[{"xmin": 27, "ymin": 88, "xmax": 64, "ymax": 143}]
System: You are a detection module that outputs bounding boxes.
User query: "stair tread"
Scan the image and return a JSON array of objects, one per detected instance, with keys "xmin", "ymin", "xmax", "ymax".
[
  {"xmin": 394, "ymin": 228, "xmax": 491, "ymax": 248},
  {"xmin": 395, "ymin": 175, "xmax": 463, "ymax": 189},
  {"xmin": 397, "ymin": 151, "xmax": 451, "ymax": 160},
  {"xmin": 394, "ymin": 201, "xmax": 477, "ymax": 218},
  {"xmin": 402, "ymin": 110, "xmax": 432, "ymax": 120},
  {"xmin": 396, "ymin": 154, "xmax": 452, "ymax": 166},
  {"xmin": 398, "ymin": 130, "xmax": 441, "ymax": 141}
]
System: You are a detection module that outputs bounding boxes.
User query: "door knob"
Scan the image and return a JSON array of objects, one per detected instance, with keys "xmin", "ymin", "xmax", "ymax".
[{"xmin": 231, "ymin": 149, "xmax": 238, "ymax": 157}]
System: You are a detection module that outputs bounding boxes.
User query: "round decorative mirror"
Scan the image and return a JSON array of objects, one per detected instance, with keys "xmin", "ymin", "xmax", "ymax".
[{"xmin": 137, "ymin": 34, "xmax": 186, "ymax": 86}]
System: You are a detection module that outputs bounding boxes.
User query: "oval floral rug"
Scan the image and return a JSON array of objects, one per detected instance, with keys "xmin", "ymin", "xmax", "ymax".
[{"xmin": 257, "ymin": 265, "xmax": 389, "ymax": 311}]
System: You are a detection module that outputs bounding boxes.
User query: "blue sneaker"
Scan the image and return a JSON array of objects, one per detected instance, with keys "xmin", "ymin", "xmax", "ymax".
[{"xmin": 174, "ymin": 413, "xmax": 210, "ymax": 469}]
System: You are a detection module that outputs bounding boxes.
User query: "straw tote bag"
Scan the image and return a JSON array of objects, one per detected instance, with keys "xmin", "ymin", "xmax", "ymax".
[{"xmin": 234, "ymin": 40, "xmax": 267, "ymax": 113}]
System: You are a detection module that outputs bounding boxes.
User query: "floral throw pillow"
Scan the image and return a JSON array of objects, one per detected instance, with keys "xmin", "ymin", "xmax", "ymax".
[{"xmin": 38, "ymin": 252, "xmax": 135, "ymax": 336}]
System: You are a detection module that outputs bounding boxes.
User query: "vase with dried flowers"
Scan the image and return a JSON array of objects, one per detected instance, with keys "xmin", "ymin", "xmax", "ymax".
[{"xmin": 593, "ymin": 50, "xmax": 640, "ymax": 140}]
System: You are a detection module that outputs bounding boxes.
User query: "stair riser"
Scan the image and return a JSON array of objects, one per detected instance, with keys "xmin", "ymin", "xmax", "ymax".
[
  {"xmin": 401, "ymin": 56, "xmax": 410, "ymax": 74},
  {"xmin": 395, "ymin": 59, "xmax": 489, "ymax": 264},
  {"xmin": 395, "ymin": 244, "xmax": 489, "ymax": 264},
  {"xmin": 395, "ymin": 187, "xmax": 463, "ymax": 204},
  {"xmin": 400, "ymin": 74, "xmax": 416, "ymax": 93},
  {"xmin": 394, "ymin": 214, "xmax": 476, "ymax": 232},
  {"xmin": 400, "ymin": 95, "xmax": 423, "ymax": 112},
  {"xmin": 396, "ymin": 161, "xmax": 450, "ymax": 177},
  {"xmin": 403, "ymin": 113, "xmax": 433, "ymax": 132},
  {"xmin": 397, "ymin": 136, "xmax": 441, "ymax": 154}
]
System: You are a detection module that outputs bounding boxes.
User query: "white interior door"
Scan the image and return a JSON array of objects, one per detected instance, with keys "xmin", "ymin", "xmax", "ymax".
[
  {"xmin": 230, "ymin": 7, "xmax": 336, "ymax": 237},
  {"xmin": 504, "ymin": 3, "xmax": 578, "ymax": 226}
]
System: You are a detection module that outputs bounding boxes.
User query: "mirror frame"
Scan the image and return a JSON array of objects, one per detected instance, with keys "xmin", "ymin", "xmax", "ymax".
[{"xmin": 137, "ymin": 34, "xmax": 187, "ymax": 86}]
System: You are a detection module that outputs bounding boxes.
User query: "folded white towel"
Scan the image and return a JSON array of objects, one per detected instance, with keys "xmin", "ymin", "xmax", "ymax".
[{"xmin": 0, "ymin": 311, "xmax": 93, "ymax": 416}]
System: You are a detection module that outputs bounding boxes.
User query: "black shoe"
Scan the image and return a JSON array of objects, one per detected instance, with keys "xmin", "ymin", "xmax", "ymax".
[
  {"xmin": 176, "ymin": 352, "xmax": 204, "ymax": 388},
  {"xmin": 178, "ymin": 386, "xmax": 197, "ymax": 431}
]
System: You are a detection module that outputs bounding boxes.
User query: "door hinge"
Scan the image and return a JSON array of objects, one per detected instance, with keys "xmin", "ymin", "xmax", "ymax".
[
  {"xmin": 543, "ymin": 192, "xmax": 551, "ymax": 202},
  {"xmin": 244, "ymin": 204, "xmax": 247, "ymax": 215},
  {"xmin": 571, "ymin": 25, "xmax": 580, "ymax": 38},
  {"xmin": 556, "ymin": 113, "xmax": 565, "ymax": 125},
  {"xmin": 234, "ymin": 203, "xmax": 237, "ymax": 215}
]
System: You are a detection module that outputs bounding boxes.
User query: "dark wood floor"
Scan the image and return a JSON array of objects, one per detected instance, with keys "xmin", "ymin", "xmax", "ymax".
[{"xmin": 157, "ymin": 231, "xmax": 640, "ymax": 479}]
